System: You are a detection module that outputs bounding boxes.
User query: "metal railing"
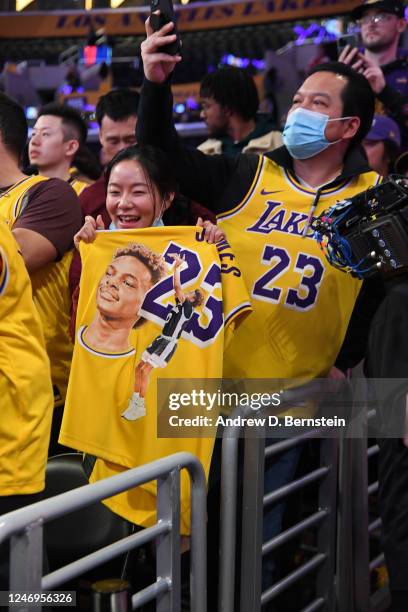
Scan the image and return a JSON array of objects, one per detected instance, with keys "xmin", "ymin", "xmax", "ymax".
[
  {"xmin": 219, "ymin": 379, "xmax": 350, "ymax": 612},
  {"xmin": 351, "ymin": 400, "xmax": 390, "ymax": 612},
  {"xmin": 0, "ymin": 452, "xmax": 207, "ymax": 612}
]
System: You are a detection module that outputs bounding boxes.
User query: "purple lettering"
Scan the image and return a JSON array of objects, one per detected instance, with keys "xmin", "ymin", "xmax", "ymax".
[
  {"xmin": 286, "ymin": 253, "xmax": 324, "ymax": 310},
  {"xmin": 56, "ymin": 16, "xmax": 67, "ymax": 28},
  {"xmin": 141, "ymin": 242, "xmax": 223, "ymax": 345},
  {"xmin": 203, "ymin": 7, "xmax": 214, "ymax": 20},
  {"xmin": 216, "ymin": 239, "xmax": 232, "ymax": 253},
  {"xmin": 195, "ymin": 228, "xmax": 205, "ymax": 242},
  {"xmin": 137, "ymin": 12, "xmax": 147, "ymax": 25},
  {"xmin": 281, "ymin": 211, "xmax": 309, "ymax": 236},
  {"xmin": 141, "ymin": 244, "xmax": 200, "ymax": 321},
  {"xmin": 252, "ymin": 245, "xmax": 290, "ymax": 303},
  {"xmin": 280, "ymin": 0, "xmax": 299, "ymax": 10},
  {"xmin": 221, "ymin": 265, "xmax": 241, "ymax": 277},
  {"xmin": 246, "ymin": 200, "xmax": 282, "ymax": 234},
  {"xmin": 243, "ymin": 2, "xmax": 264, "ymax": 16},
  {"xmin": 220, "ymin": 253, "xmax": 235, "ymax": 262},
  {"xmin": 184, "ymin": 8, "xmax": 198, "ymax": 22},
  {"xmin": 186, "ymin": 264, "xmax": 223, "ymax": 343}
]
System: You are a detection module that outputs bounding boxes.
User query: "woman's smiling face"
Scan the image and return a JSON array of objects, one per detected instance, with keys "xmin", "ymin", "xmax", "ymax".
[{"xmin": 106, "ymin": 159, "xmax": 162, "ymax": 229}]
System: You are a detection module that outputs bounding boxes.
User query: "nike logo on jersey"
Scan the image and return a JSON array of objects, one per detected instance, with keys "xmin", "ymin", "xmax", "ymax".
[{"xmin": 260, "ymin": 189, "xmax": 283, "ymax": 195}]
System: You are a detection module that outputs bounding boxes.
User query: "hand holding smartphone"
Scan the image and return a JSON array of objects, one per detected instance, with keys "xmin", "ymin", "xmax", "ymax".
[
  {"xmin": 336, "ymin": 34, "xmax": 359, "ymax": 58},
  {"xmin": 150, "ymin": 0, "xmax": 181, "ymax": 55}
]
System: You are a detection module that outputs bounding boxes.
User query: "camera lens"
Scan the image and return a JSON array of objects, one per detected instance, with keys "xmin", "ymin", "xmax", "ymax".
[{"xmin": 152, "ymin": 0, "xmax": 159, "ymax": 7}]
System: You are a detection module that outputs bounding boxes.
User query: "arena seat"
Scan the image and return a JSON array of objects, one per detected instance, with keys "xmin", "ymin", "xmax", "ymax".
[
  {"xmin": 43, "ymin": 453, "xmax": 133, "ymax": 572},
  {"xmin": 0, "ymin": 20, "xmax": 300, "ymax": 82}
]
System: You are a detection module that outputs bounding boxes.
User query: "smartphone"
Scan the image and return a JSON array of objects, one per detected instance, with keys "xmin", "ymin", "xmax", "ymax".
[
  {"xmin": 150, "ymin": 0, "xmax": 181, "ymax": 56},
  {"xmin": 337, "ymin": 34, "xmax": 359, "ymax": 56}
]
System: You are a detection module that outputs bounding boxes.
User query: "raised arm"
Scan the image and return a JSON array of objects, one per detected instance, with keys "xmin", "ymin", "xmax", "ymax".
[
  {"xmin": 137, "ymin": 19, "xmax": 259, "ymax": 214},
  {"xmin": 168, "ymin": 253, "xmax": 186, "ymax": 303}
]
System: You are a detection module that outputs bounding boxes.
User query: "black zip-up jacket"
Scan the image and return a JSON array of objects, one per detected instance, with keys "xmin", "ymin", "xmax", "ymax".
[{"xmin": 137, "ymin": 77, "xmax": 385, "ymax": 369}]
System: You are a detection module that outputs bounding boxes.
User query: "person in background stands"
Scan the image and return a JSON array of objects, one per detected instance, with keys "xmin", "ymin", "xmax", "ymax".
[
  {"xmin": 340, "ymin": 0, "xmax": 407, "ymax": 149},
  {"xmin": 0, "ymin": 92, "xmax": 81, "ymax": 454},
  {"xmin": 363, "ymin": 113, "xmax": 401, "ymax": 175},
  {"xmin": 29, "ymin": 103, "xmax": 101, "ymax": 195},
  {"xmin": 79, "ymin": 88, "xmax": 140, "ymax": 226},
  {"xmin": 198, "ymin": 65, "xmax": 282, "ymax": 156}
]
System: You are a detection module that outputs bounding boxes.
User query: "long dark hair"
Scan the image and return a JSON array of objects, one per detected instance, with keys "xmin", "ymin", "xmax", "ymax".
[
  {"xmin": 73, "ymin": 144, "xmax": 102, "ymax": 181},
  {"xmin": 105, "ymin": 145, "xmax": 178, "ymax": 210}
]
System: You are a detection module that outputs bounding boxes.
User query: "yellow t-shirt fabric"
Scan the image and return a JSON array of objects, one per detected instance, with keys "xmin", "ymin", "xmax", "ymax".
[
  {"xmin": 60, "ymin": 226, "xmax": 251, "ymax": 533},
  {"xmin": 0, "ymin": 174, "xmax": 74, "ymax": 404},
  {"xmin": 0, "ymin": 219, "xmax": 53, "ymax": 494}
]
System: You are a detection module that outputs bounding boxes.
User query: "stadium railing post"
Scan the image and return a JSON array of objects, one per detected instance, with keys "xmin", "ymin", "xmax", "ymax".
[
  {"xmin": 156, "ymin": 468, "xmax": 181, "ymax": 612},
  {"xmin": 0, "ymin": 452, "xmax": 206, "ymax": 612}
]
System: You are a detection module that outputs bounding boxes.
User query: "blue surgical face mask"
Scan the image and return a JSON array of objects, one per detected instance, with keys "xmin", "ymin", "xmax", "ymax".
[
  {"xmin": 152, "ymin": 217, "xmax": 164, "ymax": 227},
  {"xmin": 152, "ymin": 199, "xmax": 166, "ymax": 227},
  {"xmin": 283, "ymin": 107, "xmax": 351, "ymax": 160}
]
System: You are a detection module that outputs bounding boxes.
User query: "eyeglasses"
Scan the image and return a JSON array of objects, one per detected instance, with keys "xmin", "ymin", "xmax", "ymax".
[{"xmin": 358, "ymin": 12, "xmax": 394, "ymax": 25}]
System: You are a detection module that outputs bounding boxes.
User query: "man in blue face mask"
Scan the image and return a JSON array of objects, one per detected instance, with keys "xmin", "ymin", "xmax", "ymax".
[{"xmin": 136, "ymin": 21, "xmax": 384, "ymax": 604}]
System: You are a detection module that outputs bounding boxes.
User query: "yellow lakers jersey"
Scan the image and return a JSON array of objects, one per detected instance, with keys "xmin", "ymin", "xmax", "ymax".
[
  {"xmin": 0, "ymin": 174, "xmax": 74, "ymax": 404},
  {"xmin": 0, "ymin": 219, "xmax": 53, "ymax": 494},
  {"xmin": 60, "ymin": 226, "xmax": 251, "ymax": 533},
  {"xmin": 69, "ymin": 177, "xmax": 89, "ymax": 196},
  {"xmin": 217, "ymin": 156, "xmax": 380, "ymax": 380}
]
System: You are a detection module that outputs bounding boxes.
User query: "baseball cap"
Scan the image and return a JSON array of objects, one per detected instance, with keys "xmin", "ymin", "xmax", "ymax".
[
  {"xmin": 365, "ymin": 114, "xmax": 401, "ymax": 147},
  {"xmin": 351, "ymin": 0, "xmax": 405, "ymax": 21}
]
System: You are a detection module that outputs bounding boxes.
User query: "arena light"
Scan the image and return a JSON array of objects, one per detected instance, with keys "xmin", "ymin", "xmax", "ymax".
[
  {"xmin": 16, "ymin": 0, "xmax": 34, "ymax": 10},
  {"xmin": 110, "ymin": 0, "xmax": 126, "ymax": 7},
  {"xmin": 85, "ymin": 0, "xmax": 93, "ymax": 9},
  {"xmin": 181, "ymin": 0, "xmax": 190, "ymax": 4},
  {"xmin": 220, "ymin": 54, "xmax": 265, "ymax": 70}
]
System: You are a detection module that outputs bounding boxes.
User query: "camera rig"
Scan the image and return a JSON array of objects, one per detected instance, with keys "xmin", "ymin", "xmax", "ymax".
[{"xmin": 312, "ymin": 176, "xmax": 408, "ymax": 279}]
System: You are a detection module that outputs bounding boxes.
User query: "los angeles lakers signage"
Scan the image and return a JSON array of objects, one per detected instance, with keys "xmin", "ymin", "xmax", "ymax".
[{"xmin": 0, "ymin": 0, "xmax": 360, "ymax": 38}]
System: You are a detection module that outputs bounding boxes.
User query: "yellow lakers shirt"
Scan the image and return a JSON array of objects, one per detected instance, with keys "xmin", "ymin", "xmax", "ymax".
[
  {"xmin": 217, "ymin": 156, "xmax": 381, "ymax": 380},
  {"xmin": 69, "ymin": 177, "xmax": 90, "ymax": 196},
  {"xmin": 60, "ymin": 226, "xmax": 251, "ymax": 533},
  {"xmin": 0, "ymin": 220, "xmax": 53, "ymax": 494},
  {"xmin": 0, "ymin": 174, "xmax": 74, "ymax": 404}
]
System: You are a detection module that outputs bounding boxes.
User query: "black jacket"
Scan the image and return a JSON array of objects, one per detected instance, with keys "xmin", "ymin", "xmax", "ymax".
[{"xmin": 137, "ymin": 77, "xmax": 385, "ymax": 370}]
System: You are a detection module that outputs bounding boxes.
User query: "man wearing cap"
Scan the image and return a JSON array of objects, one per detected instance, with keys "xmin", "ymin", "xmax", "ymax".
[
  {"xmin": 363, "ymin": 113, "xmax": 401, "ymax": 174},
  {"xmin": 340, "ymin": 0, "xmax": 407, "ymax": 149}
]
